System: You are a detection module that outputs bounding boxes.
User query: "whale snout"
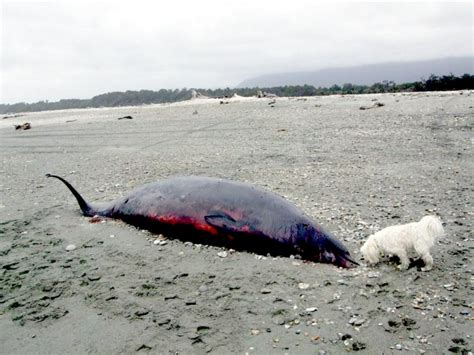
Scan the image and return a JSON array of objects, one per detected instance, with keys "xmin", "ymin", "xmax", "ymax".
[
  {"xmin": 300, "ymin": 225, "xmax": 359, "ymax": 268},
  {"xmin": 337, "ymin": 253, "xmax": 359, "ymax": 268},
  {"xmin": 319, "ymin": 249, "xmax": 358, "ymax": 268}
]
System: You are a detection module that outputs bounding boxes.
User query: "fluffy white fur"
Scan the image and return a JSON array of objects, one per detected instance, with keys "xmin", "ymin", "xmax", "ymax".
[{"xmin": 360, "ymin": 215, "xmax": 445, "ymax": 271}]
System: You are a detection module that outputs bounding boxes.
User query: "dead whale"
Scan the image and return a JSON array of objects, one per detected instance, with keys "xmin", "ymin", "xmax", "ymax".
[{"xmin": 46, "ymin": 174, "xmax": 358, "ymax": 268}]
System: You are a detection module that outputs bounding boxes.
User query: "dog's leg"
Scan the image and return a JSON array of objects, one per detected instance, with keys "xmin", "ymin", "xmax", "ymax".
[
  {"xmin": 414, "ymin": 243, "xmax": 434, "ymax": 272},
  {"xmin": 394, "ymin": 249, "xmax": 410, "ymax": 270},
  {"xmin": 420, "ymin": 253, "xmax": 434, "ymax": 272}
]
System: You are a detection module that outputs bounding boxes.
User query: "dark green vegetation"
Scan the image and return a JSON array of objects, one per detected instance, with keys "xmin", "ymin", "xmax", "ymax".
[{"xmin": 1, "ymin": 74, "xmax": 473, "ymax": 114}]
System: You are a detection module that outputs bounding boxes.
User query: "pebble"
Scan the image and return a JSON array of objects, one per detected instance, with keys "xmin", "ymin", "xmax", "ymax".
[
  {"xmin": 136, "ymin": 344, "xmax": 152, "ymax": 351},
  {"xmin": 109, "ymin": 234, "xmax": 115, "ymax": 238},
  {"xmin": 305, "ymin": 307, "xmax": 318, "ymax": 312},
  {"xmin": 341, "ymin": 333, "xmax": 352, "ymax": 340},
  {"xmin": 395, "ymin": 343, "xmax": 402, "ymax": 350},
  {"xmin": 349, "ymin": 317, "xmax": 366, "ymax": 326},
  {"xmin": 88, "ymin": 274, "xmax": 101, "ymax": 281},
  {"xmin": 298, "ymin": 283, "xmax": 310, "ymax": 290},
  {"xmin": 135, "ymin": 309, "xmax": 149, "ymax": 317},
  {"xmin": 452, "ymin": 338, "xmax": 467, "ymax": 345},
  {"xmin": 187, "ymin": 332, "xmax": 200, "ymax": 340},
  {"xmin": 443, "ymin": 283, "xmax": 455, "ymax": 291},
  {"xmin": 198, "ymin": 285, "xmax": 208, "ymax": 293},
  {"xmin": 260, "ymin": 288, "xmax": 271, "ymax": 294},
  {"xmin": 367, "ymin": 271, "xmax": 380, "ymax": 278},
  {"xmin": 251, "ymin": 329, "xmax": 260, "ymax": 335},
  {"xmin": 217, "ymin": 251, "xmax": 228, "ymax": 258},
  {"xmin": 352, "ymin": 341, "xmax": 367, "ymax": 351},
  {"xmin": 65, "ymin": 244, "xmax": 76, "ymax": 252}
]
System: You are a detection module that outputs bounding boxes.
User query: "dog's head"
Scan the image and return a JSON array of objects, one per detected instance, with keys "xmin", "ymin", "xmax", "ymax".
[
  {"xmin": 360, "ymin": 237, "xmax": 380, "ymax": 264},
  {"xmin": 420, "ymin": 215, "xmax": 445, "ymax": 239}
]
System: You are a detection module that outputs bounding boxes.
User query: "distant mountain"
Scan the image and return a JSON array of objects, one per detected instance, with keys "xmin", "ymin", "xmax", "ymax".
[{"xmin": 237, "ymin": 57, "xmax": 474, "ymax": 88}]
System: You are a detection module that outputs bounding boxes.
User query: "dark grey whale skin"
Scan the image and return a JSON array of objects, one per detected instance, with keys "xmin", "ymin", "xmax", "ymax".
[{"xmin": 46, "ymin": 174, "xmax": 358, "ymax": 268}]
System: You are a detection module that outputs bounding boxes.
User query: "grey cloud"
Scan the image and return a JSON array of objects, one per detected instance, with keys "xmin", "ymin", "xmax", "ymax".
[{"xmin": 1, "ymin": 1, "xmax": 472, "ymax": 103}]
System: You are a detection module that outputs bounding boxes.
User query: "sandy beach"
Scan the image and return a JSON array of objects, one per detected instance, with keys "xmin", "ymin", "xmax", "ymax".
[{"xmin": 0, "ymin": 92, "xmax": 472, "ymax": 354}]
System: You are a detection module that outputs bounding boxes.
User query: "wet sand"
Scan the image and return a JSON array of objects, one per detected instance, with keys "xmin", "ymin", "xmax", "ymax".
[{"xmin": 0, "ymin": 92, "xmax": 472, "ymax": 354}]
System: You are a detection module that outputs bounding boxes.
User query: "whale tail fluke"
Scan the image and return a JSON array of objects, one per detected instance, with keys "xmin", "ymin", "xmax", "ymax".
[{"xmin": 46, "ymin": 174, "xmax": 98, "ymax": 217}]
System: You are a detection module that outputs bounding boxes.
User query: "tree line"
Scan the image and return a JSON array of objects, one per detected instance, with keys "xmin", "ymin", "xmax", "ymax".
[{"xmin": 1, "ymin": 74, "xmax": 472, "ymax": 115}]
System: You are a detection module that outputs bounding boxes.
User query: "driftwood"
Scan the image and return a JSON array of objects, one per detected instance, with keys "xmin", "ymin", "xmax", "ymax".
[{"xmin": 14, "ymin": 122, "xmax": 31, "ymax": 130}]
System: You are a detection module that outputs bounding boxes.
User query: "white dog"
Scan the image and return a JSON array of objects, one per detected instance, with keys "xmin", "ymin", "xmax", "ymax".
[{"xmin": 360, "ymin": 215, "xmax": 445, "ymax": 271}]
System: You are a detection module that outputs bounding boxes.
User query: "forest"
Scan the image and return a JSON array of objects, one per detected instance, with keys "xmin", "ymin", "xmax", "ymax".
[{"xmin": 1, "ymin": 74, "xmax": 472, "ymax": 114}]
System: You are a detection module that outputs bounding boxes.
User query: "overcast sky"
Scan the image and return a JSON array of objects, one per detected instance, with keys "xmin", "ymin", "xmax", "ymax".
[{"xmin": 1, "ymin": 1, "xmax": 472, "ymax": 104}]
